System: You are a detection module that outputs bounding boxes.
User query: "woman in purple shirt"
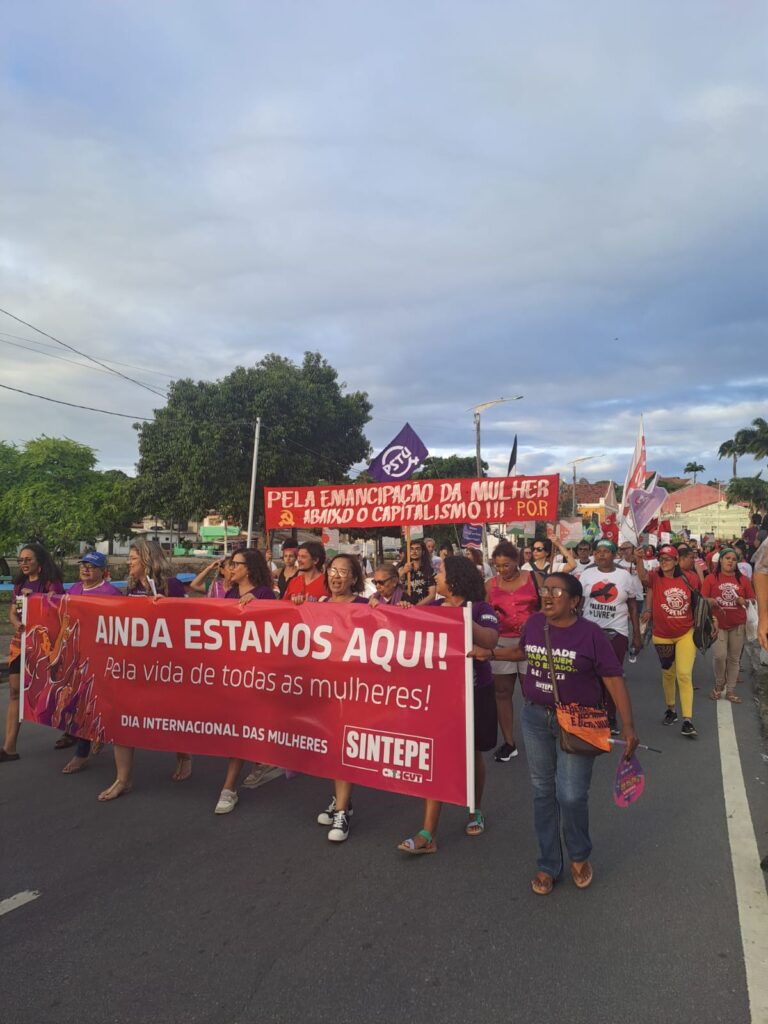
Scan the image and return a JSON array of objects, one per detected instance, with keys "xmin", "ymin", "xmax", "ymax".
[
  {"xmin": 480, "ymin": 573, "xmax": 638, "ymax": 894},
  {"xmin": 98, "ymin": 540, "xmax": 188, "ymax": 801},
  {"xmin": 2, "ymin": 543, "xmax": 65, "ymax": 763},
  {"xmin": 214, "ymin": 548, "xmax": 277, "ymax": 814},
  {"xmin": 398, "ymin": 556, "xmax": 500, "ymax": 854}
]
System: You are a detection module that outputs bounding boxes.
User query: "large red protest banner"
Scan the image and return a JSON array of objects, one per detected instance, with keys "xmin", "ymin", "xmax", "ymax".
[
  {"xmin": 264, "ymin": 474, "xmax": 560, "ymax": 530},
  {"xmin": 22, "ymin": 596, "xmax": 474, "ymax": 806}
]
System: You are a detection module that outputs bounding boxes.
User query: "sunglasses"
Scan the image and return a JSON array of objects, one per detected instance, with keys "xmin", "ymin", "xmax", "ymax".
[
  {"xmin": 328, "ymin": 567, "xmax": 351, "ymax": 578},
  {"xmin": 532, "ymin": 546, "xmax": 546, "ymax": 553},
  {"xmin": 373, "ymin": 579, "xmax": 393, "ymax": 587},
  {"xmin": 231, "ymin": 559, "xmax": 247, "ymax": 566}
]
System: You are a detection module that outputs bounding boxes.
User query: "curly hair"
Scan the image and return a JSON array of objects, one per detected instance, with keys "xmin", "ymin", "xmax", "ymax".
[
  {"xmin": 14, "ymin": 542, "xmax": 63, "ymax": 589},
  {"xmin": 492, "ymin": 540, "xmax": 519, "ymax": 562},
  {"xmin": 241, "ymin": 548, "xmax": 274, "ymax": 590},
  {"xmin": 298, "ymin": 540, "xmax": 326, "ymax": 571},
  {"xmin": 443, "ymin": 555, "xmax": 485, "ymax": 603}
]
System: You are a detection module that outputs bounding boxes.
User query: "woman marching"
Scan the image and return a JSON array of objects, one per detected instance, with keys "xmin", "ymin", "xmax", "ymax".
[
  {"xmin": 485, "ymin": 541, "xmax": 540, "ymax": 762},
  {"xmin": 481, "ymin": 573, "xmax": 638, "ymax": 893},
  {"xmin": 634, "ymin": 545, "xmax": 700, "ymax": 738},
  {"xmin": 98, "ymin": 539, "xmax": 188, "ymax": 800},
  {"xmin": 368, "ymin": 562, "xmax": 410, "ymax": 608},
  {"xmin": 398, "ymin": 555, "xmax": 499, "ymax": 853},
  {"xmin": 214, "ymin": 548, "xmax": 276, "ymax": 814},
  {"xmin": 187, "ymin": 556, "xmax": 232, "ymax": 598},
  {"xmin": 702, "ymin": 547, "xmax": 755, "ymax": 704},
  {"xmin": 315, "ymin": 555, "xmax": 369, "ymax": 842},
  {"xmin": 398, "ymin": 539, "xmax": 436, "ymax": 606},
  {"xmin": 523, "ymin": 536, "xmax": 576, "ymax": 583},
  {"xmin": 2, "ymin": 543, "xmax": 65, "ymax": 763}
]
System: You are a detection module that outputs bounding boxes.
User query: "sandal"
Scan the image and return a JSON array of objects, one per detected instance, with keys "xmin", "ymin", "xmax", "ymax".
[
  {"xmin": 172, "ymin": 754, "xmax": 192, "ymax": 782},
  {"xmin": 397, "ymin": 829, "xmax": 438, "ymax": 855},
  {"xmin": 725, "ymin": 693, "xmax": 742, "ymax": 704},
  {"xmin": 465, "ymin": 809, "xmax": 485, "ymax": 836},
  {"xmin": 54, "ymin": 734, "xmax": 76, "ymax": 750},
  {"xmin": 97, "ymin": 780, "xmax": 133, "ymax": 802},
  {"xmin": 62, "ymin": 756, "xmax": 89, "ymax": 774},
  {"xmin": 710, "ymin": 688, "xmax": 723, "ymax": 701},
  {"xmin": 531, "ymin": 872, "xmax": 554, "ymax": 895},
  {"xmin": 571, "ymin": 860, "xmax": 593, "ymax": 889}
]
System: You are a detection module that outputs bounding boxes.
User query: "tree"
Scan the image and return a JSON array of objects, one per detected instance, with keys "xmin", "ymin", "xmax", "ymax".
[
  {"xmin": 0, "ymin": 437, "xmax": 137, "ymax": 553},
  {"xmin": 683, "ymin": 461, "xmax": 705, "ymax": 483},
  {"xmin": 134, "ymin": 352, "xmax": 372, "ymax": 526},
  {"xmin": 725, "ymin": 474, "xmax": 768, "ymax": 514},
  {"xmin": 717, "ymin": 438, "xmax": 740, "ymax": 479},
  {"xmin": 411, "ymin": 454, "xmax": 486, "ymax": 480},
  {"xmin": 718, "ymin": 418, "xmax": 768, "ymax": 475}
]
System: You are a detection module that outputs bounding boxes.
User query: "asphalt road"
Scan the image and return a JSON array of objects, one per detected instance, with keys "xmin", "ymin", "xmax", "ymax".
[{"xmin": 1, "ymin": 645, "xmax": 767, "ymax": 1024}]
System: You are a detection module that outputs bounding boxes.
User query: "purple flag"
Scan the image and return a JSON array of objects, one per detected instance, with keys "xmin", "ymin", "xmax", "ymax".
[
  {"xmin": 628, "ymin": 476, "xmax": 668, "ymax": 536},
  {"xmin": 368, "ymin": 423, "xmax": 428, "ymax": 483}
]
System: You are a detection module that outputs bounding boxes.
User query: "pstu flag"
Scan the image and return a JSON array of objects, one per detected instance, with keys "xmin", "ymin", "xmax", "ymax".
[{"xmin": 368, "ymin": 423, "xmax": 428, "ymax": 483}]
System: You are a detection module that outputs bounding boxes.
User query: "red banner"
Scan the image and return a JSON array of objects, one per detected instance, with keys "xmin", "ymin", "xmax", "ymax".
[
  {"xmin": 22, "ymin": 595, "xmax": 474, "ymax": 806},
  {"xmin": 264, "ymin": 474, "xmax": 560, "ymax": 530}
]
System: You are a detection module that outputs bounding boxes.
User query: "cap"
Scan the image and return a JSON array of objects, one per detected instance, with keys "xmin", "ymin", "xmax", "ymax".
[
  {"xmin": 595, "ymin": 539, "xmax": 617, "ymax": 552},
  {"xmin": 658, "ymin": 545, "xmax": 678, "ymax": 559},
  {"xmin": 80, "ymin": 551, "xmax": 107, "ymax": 568}
]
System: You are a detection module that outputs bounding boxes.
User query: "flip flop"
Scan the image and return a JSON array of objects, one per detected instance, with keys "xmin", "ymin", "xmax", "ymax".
[
  {"xmin": 171, "ymin": 755, "xmax": 192, "ymax": 782},
  {"xmin": 465, "ymin": 810, "xmax": 485, "ymax": 836},
  {"xmin": 571, "ymin": 860, "xmax": 593, "ymax": 889},
  {"xmin": 397, "ymin": 829, "xmax": 437, "ymax": 855},
  {"xmin": 531, "ymin": 872, "xmax": 554, "ymax": 895},
  {"xmin": 98, "ymin": 780, "xmax": 133, "ymax": 802}
]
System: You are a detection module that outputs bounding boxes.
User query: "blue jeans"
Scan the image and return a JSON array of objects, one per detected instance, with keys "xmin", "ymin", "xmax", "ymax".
[{"xmin": 521, "ymin": 702, "xmax": 595, "ymax": 877}]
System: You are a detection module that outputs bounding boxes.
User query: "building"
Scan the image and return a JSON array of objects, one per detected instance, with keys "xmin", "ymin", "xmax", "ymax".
[
  {"xmin": 660, "ymin": 483, "xmax": 749, "ymax": 539},
  {"xmin": 561, "ymin": 480, "xmax": 619, "ymax": 523}
]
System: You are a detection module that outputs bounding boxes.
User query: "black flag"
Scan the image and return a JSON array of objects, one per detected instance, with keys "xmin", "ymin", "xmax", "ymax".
[{"xmin": 506, "ymin": 435, "xmax": 518, "ymax": 476}]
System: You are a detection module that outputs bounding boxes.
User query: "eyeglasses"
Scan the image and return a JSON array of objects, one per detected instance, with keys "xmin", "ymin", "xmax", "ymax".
[
  {"xmin": 328, "ymin": 567, "xmax": 351, "ymax": 578},
  {"xmin": 539, "ymin": 586, "xmax": 567, "ymax": 597},
  {"xmin": 373, "ymin": 578, "xmax": 393, "ymax": 587}
]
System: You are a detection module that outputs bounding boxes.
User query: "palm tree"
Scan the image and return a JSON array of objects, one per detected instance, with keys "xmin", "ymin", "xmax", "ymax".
[
  {"xmin": 683, "ymin": 461, "xmax": 705, "ymax": 484},
  {"xmin": 717, "ymin": 439, "xmax": 739, "ymax": 478},
  {"xmin": 742, "ymin": 417, "xmax": 768, "ymax": 460}
]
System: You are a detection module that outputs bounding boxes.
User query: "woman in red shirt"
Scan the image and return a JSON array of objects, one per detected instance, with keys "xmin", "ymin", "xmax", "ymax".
[
  {"xmin": 485, "ymin": 540, "xmax": 539, "ymax": 762},
  {"xmin": 702, "ymin": 548, "xmax": 755, "ymax": 703},
  {"xmin": 635, "ymin": 545, "xmax": 699, "ymax": 738}
]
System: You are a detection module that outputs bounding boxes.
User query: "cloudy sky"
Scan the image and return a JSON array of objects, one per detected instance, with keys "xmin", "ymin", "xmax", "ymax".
[{"xmin": 2, "ymin": 1, "xmax": 766, "ymax": 488}]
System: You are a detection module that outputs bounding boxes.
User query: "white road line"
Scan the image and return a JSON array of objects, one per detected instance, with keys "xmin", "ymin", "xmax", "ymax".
[
  {"xmin": 0, "ymin": 890, "xmax": 41, "ymax": 917},
  {"xmin": 717, "ymin": 700, "xmax": 768, "ymax": 1024}
]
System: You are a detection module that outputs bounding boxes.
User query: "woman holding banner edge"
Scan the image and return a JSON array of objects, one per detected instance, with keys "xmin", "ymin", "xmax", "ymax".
[
  {"xmin": 316, "ymin": 554, "xmax": 370, "ymax": 842},
  {"xmin": 398, "ymin": 555, "xmax": 499, "ymax": 854}
]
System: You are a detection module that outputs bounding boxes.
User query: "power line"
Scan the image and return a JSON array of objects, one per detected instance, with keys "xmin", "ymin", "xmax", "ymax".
[
  {"xmin": 0, "ymin": 336, "xmax": 168, "ymax": 389},
  {"xmin": 0, "ymin": 383, "xmax": 153, "ymax": 420},
  {"xmin": 0, "ymin": 307, "xmax": 168, "ymax": 398},
  {"xmin": 0, "ymin": 331, "xmax": 175, "ymax": 379}
]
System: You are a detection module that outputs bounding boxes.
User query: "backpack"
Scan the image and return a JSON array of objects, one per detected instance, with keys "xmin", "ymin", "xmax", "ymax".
[{"xmin": 680, "ymin": 574, "xmax": 716, "ymax": 654}]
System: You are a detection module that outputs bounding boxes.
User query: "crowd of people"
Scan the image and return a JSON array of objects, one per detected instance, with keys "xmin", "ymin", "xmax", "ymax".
[{"xmin": 4, "ymin": 524, "xmax": 768, "ymax": 895}]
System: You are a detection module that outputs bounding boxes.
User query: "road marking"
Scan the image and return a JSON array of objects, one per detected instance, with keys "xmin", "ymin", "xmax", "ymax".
[
  {"xmin": 717, "ymin": 700, "xmax": 768, "ymax": 1023},
  {"xmin": 0, "ymin": 890, "xmax": 41, "ymax": 917}
]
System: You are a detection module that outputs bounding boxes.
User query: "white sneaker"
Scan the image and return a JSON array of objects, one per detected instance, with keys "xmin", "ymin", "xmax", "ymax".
[
  {"xmin": 214, "ymin": 789, "xmax": 238, "ymax": 814},
  {"xmin": 328, "ymin": 809, "xmax": 350, "ymax": 842},
  {"xmin": 241, "ymin": 764, "xmax": 283, "ymax": 789},
  {"xmin": 317, "ymin": 796, "xmax": 354, "ymax": 826}
]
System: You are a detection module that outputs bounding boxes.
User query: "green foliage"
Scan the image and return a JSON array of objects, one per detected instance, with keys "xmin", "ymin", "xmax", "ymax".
[
  {"xmin": 0, "ymin": 437, "xmax": 137, "ymax": 553},
  {"xmin": 412, "ymin": 454, "xmax": 486, "ymax": 480},
  {"xmin": 725, "ymin": 474, "xmax": 768, "ymax": 513},
  {"xmin": 134, "ymin": 352, "xmax": 372, "ymax": 524},
  {"xmin": 683, "ymin": 461, "xmax": 705, "ymax": 483},
  {"xmin": 718, "ymin": 418, "xmax": 768, "ymax": 473}
]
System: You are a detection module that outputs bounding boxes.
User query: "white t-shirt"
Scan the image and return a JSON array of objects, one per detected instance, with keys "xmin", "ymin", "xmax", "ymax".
[
  {"xmin": 579, "ymin": 566, "xmax": 642, "ymax": 638},
  {"xmin": 572, "ymin": 560, "xmax": 594, "ymax": 579}
]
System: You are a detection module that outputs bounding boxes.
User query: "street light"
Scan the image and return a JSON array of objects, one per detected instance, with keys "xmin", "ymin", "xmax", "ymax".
[
  {"xmin": 568, "ymin": 454, "xmax": 606, "ymax": 516},
  {"xmin": 469, "ymin": 396, "xmax": 524, "ymax": 555}
]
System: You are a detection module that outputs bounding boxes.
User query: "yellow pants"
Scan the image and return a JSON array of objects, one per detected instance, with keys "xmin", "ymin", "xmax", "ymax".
[{"xmin": 652, "ymin": 628, "xmax": 696, "ymax": 719}]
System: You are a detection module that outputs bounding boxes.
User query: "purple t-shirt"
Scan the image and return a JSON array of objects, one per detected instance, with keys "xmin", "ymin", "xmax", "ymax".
[
  {"xmin": 14, "ymin": 579, "xmax": 65, "ymax": 599},
  {"xmin": 520, "ymin": 612, "xmax": 623, "ymax": 707},
  {"xmin": 319, "ymin": 595, "xmax": 369, "ymax": 604},
  {"xmin": 68, "ymin": 581, "xmax": 122, "ymax": 597},
  {"xmin": 127, "ymin": 576, "xmax": 186, "ymax": 597},
  {"xmin": 225, "ymin": 585, "xmax": 275, "ymax": 601},
  {"xmin": 433, "ymin": 598, "xmax": 500, "ymax": 687}
]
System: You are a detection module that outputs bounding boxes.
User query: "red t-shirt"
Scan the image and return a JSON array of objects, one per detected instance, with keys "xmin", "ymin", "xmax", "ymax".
[
  {"xmin": 648, "ymin": 569, "xmax": 699, "ymax": 638},
  {"xmin": 283, "ymin": 572, "xmax": 329, "ymax": 602},
  {"xmin": 702, "ymin": 573, "xmax": 755, "ymax": 630}
]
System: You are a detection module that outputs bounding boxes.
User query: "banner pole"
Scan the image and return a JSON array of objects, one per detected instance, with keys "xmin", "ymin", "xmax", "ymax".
[
  {"xmin": 464, "ymin": 604, "xmax": 476, "ymax": 811},
  {"xmin": 405, "ymin": 526, "xmax": 412, "ymax": 597},
  {"xmin": 19, "ymin": 595, "xmax": 27, "ymax": 724}
]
